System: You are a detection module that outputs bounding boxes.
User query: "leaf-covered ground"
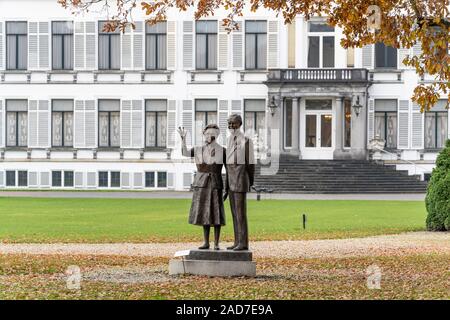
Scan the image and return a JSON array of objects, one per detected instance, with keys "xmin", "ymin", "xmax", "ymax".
[{"xmin": 0, "ymin": 253, "xmax": 448, "ymax": 300}]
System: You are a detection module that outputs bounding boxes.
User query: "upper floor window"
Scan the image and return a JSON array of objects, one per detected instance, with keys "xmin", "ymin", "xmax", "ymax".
[
  {"xmin": 98, "ymin": 99, "xmax": 120, "ymax": 147},
  {"xmin": 52, "ymin": 99, "xmax": 74, "ymax": 147},
  {"xmin": 195, "ymin": 99, "xmax": 217, "ymax": 145},
  {"xmin": 6, "ymin": 100, "xmax": 28, "ymax": 147},
  {"xmin": 146, "ymin": 21, "xmax": 167, "ymax": 70},
  {"xmin": 52, "ymin": 21, "xmax": 74, "ymax": 70},
  {"xmin": 307, "ymin": 21, "xmax": 335, "ymax": 68},
  {"xmin": 375, "ymin": 42, "xmax": 397, "ymax": 69},
  {"xmin": 245, "ymin": 21, "xmax": 267, "ymax": 70},
  {"xmin": 6, "ymin": 22, "xmax": 27, "ymax": 70},
  {"xmin": 425, "ymin": 100, "xmax": 448, "ymax": 149},
  {"xmin": 374, "ymin": 99, "xmax": 397, "ymax": 149},
  {"xmin": 145, "ymin": 99, "xmax": 167, "ymax": 148},
  {"xmin": 196, "ymin": 21, "xmax": 217, "ymax": 70},
  {"xmin": 98, "ymin": 21, "xmax": 120, "ymax": 70}
]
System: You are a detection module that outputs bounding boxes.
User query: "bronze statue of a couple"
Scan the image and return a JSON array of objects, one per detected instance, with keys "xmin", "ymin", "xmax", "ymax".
[{"xmin": 178, "ymin": 114, "xmax": 255, "ymax": 251}]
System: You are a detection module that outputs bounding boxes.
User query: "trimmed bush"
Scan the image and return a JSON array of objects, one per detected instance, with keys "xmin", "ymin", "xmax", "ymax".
[{"xmin": 425, "ymin": 139, "xmax": 450, "ymax": 231}]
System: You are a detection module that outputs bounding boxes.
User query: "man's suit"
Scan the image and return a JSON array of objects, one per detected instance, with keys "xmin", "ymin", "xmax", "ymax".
[{"xmin": 226, "ymin": 130, "xmax": 255, "ymax": 249}]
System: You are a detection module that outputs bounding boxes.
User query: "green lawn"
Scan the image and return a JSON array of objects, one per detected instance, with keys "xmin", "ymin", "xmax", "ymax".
[{"xmin": 0, "ymin": 197, "xmax": 427, "ymax": 243}]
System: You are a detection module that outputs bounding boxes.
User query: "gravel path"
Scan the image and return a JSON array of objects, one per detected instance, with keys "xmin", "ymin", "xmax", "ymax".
[{"xmin": 1, "ymin": 232, "xmax": 448, "ymax": 259}]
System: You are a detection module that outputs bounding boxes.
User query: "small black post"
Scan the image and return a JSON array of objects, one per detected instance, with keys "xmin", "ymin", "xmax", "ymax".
[
  {"xmin": 302, "ymin": 214, "xmax": 307, "ymax": 229},
  {"xmin": 256, "ymin": 192, "xmax": 261, "ymax": 201}
]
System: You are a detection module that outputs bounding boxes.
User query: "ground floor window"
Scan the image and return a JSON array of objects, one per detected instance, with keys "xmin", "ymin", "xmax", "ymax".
[
  {"xmin": 425, "ymin": 110, "xmax": 448, "ymax": 149},
  {"xmin": 145, "ymin": 171, "xmax": 167, "ymax": 188},
  {"xmin": 195, "ymin": 99, "xmax": 217, "ymax": 146},
  {"xmin": 52, "ymin": 170, "xmax": 74, "ymax": 187},
  {"xmin": 98, "ymin": 100, "xmax": 121, "ymax": 148},
  {"xmin": 98, "ymin": 171, "xmax": 109, "ymax": 187},
  {"xmin": 52, "ymin": 100, "xmax": 74, "ymax": 147},
  {"xmin": 344, "ymin": 99, "xmax": 352, "ymax": 148},
  {"xmin": 157, "ymin": 172, "xmax": 167, "ymax": 188},
  {"xmin": 284, "ymin": 99, "xmax": 293, "ymax": 148},
  {"xmin": 110, "ymin": 172, "xmax": 120, "ymax": 188},
  {"xmin": 145, "ymin": 172, "xmax": 155, "ymax": 188},
  {"xmin": 52, "ymin": 171, "xmax": 62, "ymax": 187},
  {"xmin": 145, "ymin": 100, "xmax": 167, "ymax": 148},
  {"xmin": 374, "ymin": 99, "xmax": 398, "ymax": 149},
  {"xmin": 18, "ymin": 171, "xmax": 27, "ymax": 187},
  {"xmin": 64, "ymin": 171, "xmax": 74, "ymax": 187},
  {"xmin": 6, "ymin": 100, "xmax": 28, "ymax": 147},
  {"xmin": 6, "ymin": 171, "xmax": 15, "ymax": 186}
]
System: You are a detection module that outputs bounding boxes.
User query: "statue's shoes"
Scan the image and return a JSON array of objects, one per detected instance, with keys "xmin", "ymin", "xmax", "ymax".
[
  {"xmin": 233, "ymin": 246, "xmax": 248, "ymax": 251},
  {"xmin": 198, "ymin": 244, "xmax": 210, "ymax": 250},
  {"xmin": 214, "ymin": 246, "xmax": 220, "ymax": 250},
  {"xmin": 227, "ymin": 245, "xmax": 237, "ymax": 250}
]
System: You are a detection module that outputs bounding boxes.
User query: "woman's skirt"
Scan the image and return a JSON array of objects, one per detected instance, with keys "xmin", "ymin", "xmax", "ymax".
[{"xmin": 189, "ymin": 187, "xmax": 226, "ymax": 226}]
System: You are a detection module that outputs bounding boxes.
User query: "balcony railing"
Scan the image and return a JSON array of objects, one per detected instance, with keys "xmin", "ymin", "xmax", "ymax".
[{"xmin": 267, "ymin": 68, "xmax": 369, "ymax": 83}]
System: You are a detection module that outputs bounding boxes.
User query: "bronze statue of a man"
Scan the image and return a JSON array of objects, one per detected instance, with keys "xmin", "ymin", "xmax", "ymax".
[
  {"xmin": 224, "ymin": 114, "xmax": 255, "ymax": 251},
  {"xmin": 178, "ymin": 124, "xmax": 226, "ymax": 250}
]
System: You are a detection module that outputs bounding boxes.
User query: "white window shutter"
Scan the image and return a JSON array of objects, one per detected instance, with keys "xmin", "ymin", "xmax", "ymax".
[
  {"xmin": 0, "ymin": 100, "xmax": 4, "ymax": 148},
  {"xmin": 74, "ymin": 22, "xmax": 85, "ymax": 70},
  {"xmin": 38, "ymin": 22, "xmax": 50, "ymax": 69},
  {"xmin": 74, "ymin": 171, "xmax": 84, "ymax": 188},
  {"xmin": 121, "ymin": 172, "xmax": 130, "ymax": 188},
  {"xmin": 28, "ymin": 22, "xmax": 39, "ymax": 70},
  {"xmin": 40, "ymin": 172, "xmax": 50, "ymax": 187},
  {"xmin": 167, "ymin": 100, "xmax": 177, "ymax": 148},
  {"xmin": 84, "ymin": 100, "xmax": 97, "ymax": 147},
  {"xmin": 411, "ymin": 103, "xmax": 424, "ymax": 149},
  {"xmin": 362, "ymin": 45, "xmax": 373, "ymax": 69},
  {"xmin": 183, "ymin": 21, "xmax": 194, "ymax": 70},
  {"xmin": 218, "ymin": 22, "xmax": 228, "ymax": 70},
  {"xmin": 0, "ymin": 171, "xmax": 4, "ymax": 187},
  {"xmin": 87, "ymin": 171, "xmax": 96, "ymax": 188},
  {"xmin": 182, "ymin": 100, "xmax": 193, "ymax": 146},
  {"xmin": 398, "ymin": 46, "xmax": 411, "ymax": 69},
  {"xmin": 133, "ymin": 21, "xmax": 144, "ymax": 70},
  {"xmin": 133, "ymin": 172, "xmax": 143, "ymax": 188},
  {"xmin": 28, "ymin": 171, "xmax": 38, "ymax": 187},
  {"xmin": 85, "ymin": 22, "xmax": 96, "ymax": 70},
  {"xmin": 218, "ymin": 100, "xmax": 229, "ymax": 145},
  {"xmin": 121, "ymin": 26, "xmax": 132, "ymax": 70},
  {"xmin": 267, "ymin": 20, "xmax": 279, "ymax": 69},
  {"xmin": 28, "ymin": 100, "xmax": 39, "ymax": 147},
  {"xmin": 38, "ymin": 100, "xmax": 50, "ymax": 147},
  {"xmin": 121, "ymin": 100, "xmax": 132, "ymax": 148},
  {"xmin": 231, "ymin": 99, "xmax": 242, "ymax": 116},
  {"xmin": 232, "ymin": 21, "xmax": 243, "ymax": 69},
  {"xmin": 74, "ymin": 100, "xmax": 85, "ymax": 147},
  {"xmin": 367, "ymin": 99, "xmax": 375, "ymax": 143},
  {"xmin": 398, "ymin": 99, "xmax": 410, "ymax": 149},
  {"xmin": 0, "ymin": 22, "xmax": 4, "ymax": 70},
  {"xmin": 167, "ymin": 172, "xmax": 175, "ymax": 188},
  {"xmin": 167, "ymin": 21, "xmax": 177, "ymax": 70},
  {"xmin": 131, "ymin": 100, "xmax": 144, "ymax": 148}
]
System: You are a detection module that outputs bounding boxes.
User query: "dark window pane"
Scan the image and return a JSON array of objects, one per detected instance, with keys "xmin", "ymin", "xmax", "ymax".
[
  {"xmin": 323, "ymin": 36, "xmax": 335, "ymax": 67},
  {"xmin": 245, "ymin": 34, "xmax": 256, "ymax": 69},
  {"xmin": 6, "ymin": 22, "xmax": 28, "ymax": 70},
  {"xmin": 98, "ymin": 171, "xmax": 108, "ymax": 187},
  {"xmin": 308, "ymin": 36, "xmax": 320, "ymax": 67},
  {"xmin": 321, "ymin": 115, "xmax": 332, "ymax": 147},
  {"xmin": 284, "ymin": 99, "xmax": 292, "ymax": 147},
  {"xmin": 110, "ymin": 172, "xmax": 120, "ymax": 187},
  {"xmin": 64, "ymin": 171, "xmax": 74, "ymax": 187},
  {"xmin": 308, "ymin": 22, "xmax": 334, "ymax": 32},
  {"xmin": 145, "ymin": 172, "xmax": 155, "ymax": 188},
  {"xmin": 6, "ymin": 171, "xmax": 16, "ymax": 187},
  {"xmin": 375, "ymin": 42, "xmax": 397, "ymax": 68},
  {"xmin": 18, "ymin": 171, "xmax": 27, "ymax": 187},
  {"xmin": 305, "ymin": 115, "xmax": 317, "ymax": 147},
  {"xmin": 344, "ymin": 100, "xmax": 352, "ymax": 148},
  {"xmin": 157, "ymin": 172, "xmax": 167, "ymax": 188},
  {"xmin": 52, "ymin": 171, "xmax": 62, "ymax": 187}
]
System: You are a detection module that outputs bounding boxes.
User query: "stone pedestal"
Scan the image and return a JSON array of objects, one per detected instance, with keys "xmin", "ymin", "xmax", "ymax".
[{"xmin": 169, "ymin": 249, "xmax": 256, "ymax": 277}]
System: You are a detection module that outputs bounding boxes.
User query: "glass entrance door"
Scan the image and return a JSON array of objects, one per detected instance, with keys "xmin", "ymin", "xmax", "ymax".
[{"xmin": 300, "ymin": 99, "xmax": 335, "ymax": 159}]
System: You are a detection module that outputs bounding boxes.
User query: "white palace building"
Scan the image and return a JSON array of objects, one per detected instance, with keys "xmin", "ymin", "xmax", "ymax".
[{"xmin": 0, "ymin": 0, "xmax": 448, "ymax": 191}]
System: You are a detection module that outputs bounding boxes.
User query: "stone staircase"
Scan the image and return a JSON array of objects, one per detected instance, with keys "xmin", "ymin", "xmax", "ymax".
[{"xmin": 254, "ymin": 154, "xmax": 428, "ymax": 194}]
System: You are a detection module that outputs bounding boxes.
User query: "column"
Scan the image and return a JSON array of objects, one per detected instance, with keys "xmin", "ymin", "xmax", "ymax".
[{"xmin": 291, "ymin": 97, "xmax": 299, "ymax": 154}]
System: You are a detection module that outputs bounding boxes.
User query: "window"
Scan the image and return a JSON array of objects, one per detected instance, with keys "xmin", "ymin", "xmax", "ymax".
[
  {"xmin": 195, "ymin": 99, "xmax": 217, "ymax": 145},
  {"xmin": 145, "ymin": 172, "xmax": 155, "ymax": 188},
  {"xmin": 425, "ymin": 100, "xmax": 448, "ymax": 149},
  {"xmin": 18, "ymin": 171, "xmax": 27, "ymax": 187},
  {"xmin": 245, "ymin": 21, "xmax": 267, "ymax": 70},
  {"xmin": 52, "ymin": 100, "xmax": 74, "ymax": 147},
  {"xmin": 284, "ymin": 99, "xmax": 292, "ymax": 148},
  {"xmin": 307, "ymin": 21, "xmax": 335, "ymax": 68},
  {"xmin": 196, "ymin": 20, "xmax": 217, "ymax": 70},
  {"xmin": 347, "ymin": 47, "xmax": 355, "ymax": 68},
  {"xmin": 110, "ymin": 171, "xmax": 120, "ymax": 187},
  {"xmin": 375, "ymin": 42, "xmax": 397, "ymax": 68},
  {"xmin": 6, "ymin": 21, "xmax": 27, "ymax": 70},
  {"xmin": 6, "ymin": 171, "xmax": 16, "ymax": 187},
  {"xmin": 98, "ymin": 100, "xmax": 120, "ymax": 147},
  {"xmin": 157, "ymin": 172, "xmax": 167, "ymax": 188},
  {"xmin": 52, "ymin": 21, "xmax": 73, "ymax": 70},
  {"xmin": 64, "ymin": 171, "xmax": 74, "ymax": 187},
  {"xmin": 52, "ymin": 171, "xmax": 62, "ymax": 187},
  {"xmin": 344, "ymin": 100, "xmax": 352, "ymax": 148},
  {"xmin": 375, "ymin": 99, "xmax": 398, "ymax": 149},
  {"xmin": 98, "ymin": 21, "xmax": 120, "ymax": 70},
  {"xmin": 244, "ymin": 99, "xmax": 266, "ymax": 145},
  {"xmin": 146, "ymin": 21, "xmax": 167, "ymax": 70},
  {"xmin": 145, "ymin": 100, "xmax": 167, "ymax": 148},
  {"xmin": 98, "ymin": 171, "xmax": 108, "ymax": 187},
  {"xmin": 6, "ymin": 100, "xmax": 28, "ymax": 147}
]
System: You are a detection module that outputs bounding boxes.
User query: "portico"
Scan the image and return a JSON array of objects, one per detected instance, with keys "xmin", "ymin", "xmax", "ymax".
[{"xmin": 265, "ymin": 68, "xmax": 371, "ymax": 160}]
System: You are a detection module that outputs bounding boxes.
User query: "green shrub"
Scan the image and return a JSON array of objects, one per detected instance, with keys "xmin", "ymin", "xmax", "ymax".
[{"xmin": 425, "ymin": 139, "xmax": 450, "ymax": 231}]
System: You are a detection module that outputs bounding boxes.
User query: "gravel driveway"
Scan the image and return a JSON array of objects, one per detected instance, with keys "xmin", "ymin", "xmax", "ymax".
[{"xmin": 1, "ymin": 232, "xmax": 448, "ymax": 259}]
